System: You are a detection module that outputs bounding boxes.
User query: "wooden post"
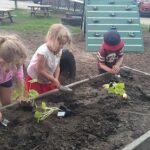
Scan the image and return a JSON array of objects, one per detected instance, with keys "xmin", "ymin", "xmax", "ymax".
[{"xmin": 15, "ymin": 0, "xmax": 18, "ymax": 9}]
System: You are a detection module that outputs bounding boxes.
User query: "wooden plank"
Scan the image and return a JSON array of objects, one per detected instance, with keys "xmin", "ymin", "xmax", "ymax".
[
  {"xmin": 29, "ymin": 5, "xmax": 52, "ymax": 17},
  {"xmin": 0, "ymin": 9, "xmax": 14, "ymax": 23},
  {"xmin": 0, "ymin": 16, "xmax": 10, "ymax": 19},
  {"xmin": 0, "ymin": 15, "xmax": 14, "ymax": 22}
]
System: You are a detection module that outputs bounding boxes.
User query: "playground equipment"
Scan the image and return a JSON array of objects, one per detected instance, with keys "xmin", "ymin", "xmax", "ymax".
[{"xmin": 85, "ymin": 0, "xmax": 144, "ymax": 52}]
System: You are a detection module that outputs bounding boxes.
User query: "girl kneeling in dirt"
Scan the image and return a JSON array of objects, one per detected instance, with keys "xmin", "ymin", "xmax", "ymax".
[
  {"xmin": 25, "ymin": 24, "xmax": 72, "ymax": 94},
  {"xmin": 0, "ymin": 35, "xmax": 27, "ymax": 121},
  {"xmin": 97, "ymin": 30, "xmax": 124, "ymax": 74}
]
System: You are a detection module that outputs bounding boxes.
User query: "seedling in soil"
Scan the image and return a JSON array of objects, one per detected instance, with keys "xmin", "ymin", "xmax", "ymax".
[
  {"xmin": 11, "ymin": 88, "xmax": 21, "ymax": 101},
  {"xmin": 20, "ymin": 89, "xmax": 39, "ymax": 111},
  {"xmin": 11, "ymin": 85, "xmax": 25, "ymax": 101},
  {"xmin": 20, "ymin": 79, "xmax": 40, "ymax": 110},
  {"xmin": 103, "ymin": 82, "xmax": 128, "ymax": 99},
  {"xmin": 23, "ymin": 79, "xmax": 40, "ymax": 107},
  {"xmin": 34, "ymin": 102, "xmax": 60, "ymax": 123},
  {"xmin": 11, "ymin": 78, "xmax": 39, "ymax": 102},
  {"xmin": 28, "ymin": 89, "xmax": 39, "ymax": 98}
]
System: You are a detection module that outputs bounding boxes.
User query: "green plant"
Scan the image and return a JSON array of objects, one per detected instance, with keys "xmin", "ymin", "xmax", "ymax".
[
  {"xmin": 11, "ymin": 87, "xmax": 23, "ymax": 101},
  {"xmin": 103, "ymin": 82, "xmax": 127, "ymax": 97},
  {"xmin": 12, "ymin": 78, "xmax": 59, "ymax": 122},
  {"xmin": 28, "ymin": 89, "xmax": 39, "ymax": 97},
  {"xmin": 34, "ymin": 102, "xmax": 60, "ymax": 123},
  {"xmin": 25, "ymin": 79, "xmax": 39, "ymax": 107},
  {"xmin": 27, "ymin": 79, "xmax": 60, "ymax": 122},
  {"xmin": 11, "ymin": 78, "xmax": 39, "ymax": 101}
]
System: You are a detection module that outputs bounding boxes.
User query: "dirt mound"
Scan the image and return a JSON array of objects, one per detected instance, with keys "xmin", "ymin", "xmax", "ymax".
[{"xmin": 1, "ymin": 69, "xmax": 150, "ymax": 150}]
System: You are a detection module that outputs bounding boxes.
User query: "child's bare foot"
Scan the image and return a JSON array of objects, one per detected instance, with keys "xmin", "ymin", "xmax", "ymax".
[{"xmin": 0, "ymin": 112, "xmax": 2, "ymax": 122}]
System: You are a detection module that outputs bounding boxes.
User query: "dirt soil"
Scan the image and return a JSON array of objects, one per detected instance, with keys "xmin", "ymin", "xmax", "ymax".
[{"xmin": 0, "ymin": 30, "xmax": 150, "ymax": 150}]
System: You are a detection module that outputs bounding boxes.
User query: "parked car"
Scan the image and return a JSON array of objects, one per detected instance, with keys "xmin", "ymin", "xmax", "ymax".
[
  {"xmin": 136, "ymin": 0, "xmax": 150, "ymax": 4},
  {"xmin": 138, "ymin": 1, "xmax": 150, "ymax": 17}
]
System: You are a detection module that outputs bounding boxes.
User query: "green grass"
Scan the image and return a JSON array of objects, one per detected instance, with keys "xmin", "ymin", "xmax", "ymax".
[
  {"xmin": 3, "ymin": 9, "xmax": 146, "ymax": 35},
  {"xmin": 141, "ymin": 24, "xmax": 150, "ymax": 33},
  {"xmin": 0, "ymin": 9, "xmax": 81, "ymax": 33}
]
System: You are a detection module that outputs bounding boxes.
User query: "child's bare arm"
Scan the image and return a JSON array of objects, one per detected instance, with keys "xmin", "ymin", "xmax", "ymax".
[
  {"xmin": 113, "ymin": 55, "xmax": 124, "ymax": 73},
  {"xmin": 116, "ymin": 55, "xmax": 124, "ymax": 67},
  {"xmin": 54, "ymin": 65, "xmax": 60, "ymax": 80},
  {"xmin": 98, "ymin": 62, "xmax": 116, "ymax": 74},
  {"xmin": 36, "ymin": 54, "xmax": 60, "ymax": 87},
  {"xmin": 15, "ymin": 79, "xmax": 24, "ymax": 97},
  {"xmin": 13, "ymin": 66, "xmax": 25, "ymax": 100}
]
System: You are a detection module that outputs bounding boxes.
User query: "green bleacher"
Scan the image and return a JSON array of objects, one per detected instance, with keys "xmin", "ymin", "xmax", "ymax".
[{"xmin": 85, "ymin": 0, "xmax": 144, "ymax": 52}]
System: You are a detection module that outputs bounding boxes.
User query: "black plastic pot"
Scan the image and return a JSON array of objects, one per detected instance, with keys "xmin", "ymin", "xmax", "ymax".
[
  {"xmin": 61, "ymin": 17, "xmax": 82, "ymax": 26},
  {"xmin": 60, "ymin": 49, "xmax": 76, "ymax": 79}
]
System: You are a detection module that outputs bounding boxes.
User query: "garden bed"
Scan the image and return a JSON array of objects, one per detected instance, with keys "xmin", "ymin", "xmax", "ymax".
[{"xmin": 1, "ymin": 68, "xmax": 150, "ymax": 150}]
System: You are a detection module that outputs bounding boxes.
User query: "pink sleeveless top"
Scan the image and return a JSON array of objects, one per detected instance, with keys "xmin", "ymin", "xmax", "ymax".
[{"xmin": 0, "ymin": 65, "xmax": 23, "ymax": 84}]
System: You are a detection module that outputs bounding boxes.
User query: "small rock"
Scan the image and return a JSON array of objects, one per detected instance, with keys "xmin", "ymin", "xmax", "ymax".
[{"xmin": 88, "ymin": 134, "xmax": 97, "ymax": 142}]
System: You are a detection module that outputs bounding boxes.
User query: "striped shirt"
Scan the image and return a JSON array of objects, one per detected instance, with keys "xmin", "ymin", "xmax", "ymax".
[{"xmin": 97, "ymin": 43, "xmax": 124, "ymax": 68}]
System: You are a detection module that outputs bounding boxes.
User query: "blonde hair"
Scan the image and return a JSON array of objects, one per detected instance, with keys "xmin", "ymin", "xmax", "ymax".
[
  {"xmin": 46, "ymin": 24, "xmax": 71, "ymax": 52},
  {"xmin": 0, "ymin": 35, "xmax": 27, "ymax": 68}
]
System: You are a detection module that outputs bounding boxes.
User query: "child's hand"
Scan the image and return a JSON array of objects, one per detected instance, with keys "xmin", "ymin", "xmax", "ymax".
[
  {"xmin": 112, "ymin": 65, "xmax": 120, "ymax": 74},
  {"xmin": 110, "ymin": 68, "xmax": 118, "ymax": 74},
  {"xmin": 16, "ymin": 94, "xmax": 26, "ymax": 103},
  {"xmin": 53, "ymin": 78, "xmax": 60, "ymax": 88}
]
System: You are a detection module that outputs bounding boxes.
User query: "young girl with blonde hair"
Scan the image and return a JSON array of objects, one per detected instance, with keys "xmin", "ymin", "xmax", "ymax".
[
  {"xmin": 0, "ymin": 35, "xmax": 27, "ymax": 121},
  {"xmin": 25, "ymin": 24, "xmax": 72, "ymax": 94}
]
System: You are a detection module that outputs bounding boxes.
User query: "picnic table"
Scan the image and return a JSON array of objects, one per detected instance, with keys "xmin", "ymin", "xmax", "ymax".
[
  {"xmin": 0, "ymin": 8, "xmax": 14, "ymax": 23},
  {"xmin": 70, "ymin": 0, "xmax": 83, "ymax": 4},
  {"xmin": 69, "ymin": 0, "xmax": 84, "ymax": 12},
  {"xmin": 28, "ymin": 4, "xmax": 52, "ymax": 17}
]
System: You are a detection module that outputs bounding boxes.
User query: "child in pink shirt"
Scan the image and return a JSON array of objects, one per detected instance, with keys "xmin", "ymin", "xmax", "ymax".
[{"xmin": 0, "ymin": 35, "xmax": 27, "ymax": 120}]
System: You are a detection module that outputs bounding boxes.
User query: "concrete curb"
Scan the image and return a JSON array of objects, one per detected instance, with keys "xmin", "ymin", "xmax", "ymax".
[{"xmin": 122, "ymin": 130, "xmax": 150, "ymax": 150}]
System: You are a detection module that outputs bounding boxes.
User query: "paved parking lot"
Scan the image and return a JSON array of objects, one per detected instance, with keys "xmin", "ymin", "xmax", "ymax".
[
  {"xmin": 140, "ymin": 17, "xmax": 150, "ymax": 25},
  {"xmin": 0, "ymin": 0, "xmax": 33, "ymax": 9}
]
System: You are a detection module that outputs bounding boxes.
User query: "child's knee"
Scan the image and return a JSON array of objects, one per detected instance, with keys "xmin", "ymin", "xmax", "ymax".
[{"xmin": 1, "ymin": 99, "xmax": 11, "ymax": 106}]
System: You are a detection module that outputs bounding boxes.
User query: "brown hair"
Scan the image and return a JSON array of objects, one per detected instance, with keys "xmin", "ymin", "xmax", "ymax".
[
  {"xmin": 46, "ymin": 24, "xmax": 71, "ymax": 52},
  {"xmin": 0, "ymin": 35, "xmax": 27, "ymax": 68}
]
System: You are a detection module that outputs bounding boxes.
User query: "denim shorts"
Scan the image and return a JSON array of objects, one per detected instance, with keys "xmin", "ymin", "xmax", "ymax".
[{"xmin": 0, "ymin": 80, "xmax": 13, "ymax": 88}]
